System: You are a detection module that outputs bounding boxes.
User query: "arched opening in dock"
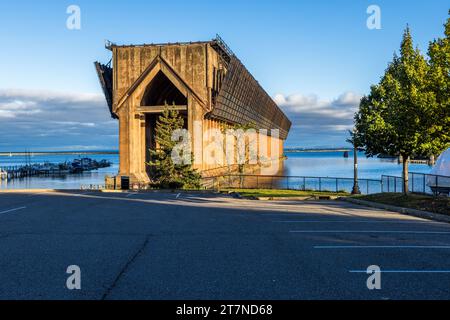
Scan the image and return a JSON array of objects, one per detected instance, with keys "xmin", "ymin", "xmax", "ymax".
[
  {"xmin": 140, "ymin": 71, "xmax": 189, "ymax": 179},
  {"xmin": 140, "ymin": 71, "xmax": 187, "ymax": 106}
]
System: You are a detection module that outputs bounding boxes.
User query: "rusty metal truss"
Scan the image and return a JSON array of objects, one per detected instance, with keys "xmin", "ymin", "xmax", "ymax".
[
  {"xmin": 210, "ymin": 34, "xmax": 234, "ymax": 64},
  {"xmin": 94, "ymin": 61, "xmax": 116, "ymax": 119},
  {"xmin": 209, "ymin": 56, "xmax": 291, "ymax": 140}
]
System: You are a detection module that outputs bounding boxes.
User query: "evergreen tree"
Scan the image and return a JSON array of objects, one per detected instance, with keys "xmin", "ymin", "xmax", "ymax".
[
  {"xmin": 427, "ymin": 11, "xmax": 450, "ymax": 154},
  {"xmin": 355, "ymin": 27, "xmax": 437, "ymax": 193},
  {"xmin": 148, "ymin": 105, "xmax": 201, "ymax": 189}
]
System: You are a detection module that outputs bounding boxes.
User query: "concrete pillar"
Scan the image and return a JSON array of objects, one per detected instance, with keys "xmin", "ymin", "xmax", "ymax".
[{"xmin": 118, "ymin": 107, "xmax": 130, "ymax": 176}]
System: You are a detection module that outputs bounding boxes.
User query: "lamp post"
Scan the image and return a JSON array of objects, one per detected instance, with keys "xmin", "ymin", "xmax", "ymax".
[{"xmin": 350, "ymin": 128, "xmax": 361, "ymax": 195}]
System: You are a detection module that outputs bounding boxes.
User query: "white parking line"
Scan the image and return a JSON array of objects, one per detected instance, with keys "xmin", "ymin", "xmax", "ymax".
[
  {"xmin": 291, "ymin": 230, "xmax": 450, "ymax": 234},
  {"xmin": 72, "ymin": 192, "xmax": 90, "ymax": 197},
  {"xmin": 350, "ymin": 270, "xmax": 450, "ymax": 273},
  {"xmin": 176, "ymin": 193, "xmax": 181, "ymax": 199},
  {"xmin": 274, "ymin": 220, "xmax": 439, "ymax": 224},
  {"xmin": 315, "ymin": 245, "xmax": 450, "ymax": 249},
  {"xmin": 0, "ymin": 206, "xmax": 26, "ymax": 215},
  {"xmin": 126, "ymin": 193, "xmax": 138, "ymax": 198}
]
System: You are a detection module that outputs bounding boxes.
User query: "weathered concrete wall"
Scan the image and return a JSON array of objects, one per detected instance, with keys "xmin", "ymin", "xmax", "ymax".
[
  {"xmin": 113, "ymin": 43, "xmax": 210, "ymax": 110},
  {"xmin": 110, "ymin": 42, "xmax": 287, "ymax": 183},
  {"xmin": 112, "ymin": 43, "xmax": 216, "ymax": 182}
]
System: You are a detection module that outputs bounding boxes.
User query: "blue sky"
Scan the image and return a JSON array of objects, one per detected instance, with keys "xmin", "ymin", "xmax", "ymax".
[{"xmin": 0, "ymin": 0, "xmax": 448, "ymax": 151}]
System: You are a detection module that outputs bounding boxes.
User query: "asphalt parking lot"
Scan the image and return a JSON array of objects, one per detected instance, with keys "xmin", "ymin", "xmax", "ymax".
[{"xmin": 0, "ymin": 190, "xmax": 450, "ymax": 300}]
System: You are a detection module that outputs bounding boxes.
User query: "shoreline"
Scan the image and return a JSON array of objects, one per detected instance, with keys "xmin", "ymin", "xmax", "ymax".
[
  {"xmin": 1, "ymin": 149, "xmax": 351, "ymax": 156},
  {"xmin": 0, "ymin": 151, "xmax": 119, "ymax": 156},
  {"xmin": 285, "ymin": 149, "xmax": 352, "ymax": 153}
]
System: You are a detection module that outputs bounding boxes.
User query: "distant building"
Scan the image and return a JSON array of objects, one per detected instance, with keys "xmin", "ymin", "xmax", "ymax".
[{"xmin": 95, "ymin": 36, "xmax": 291, "ymax": 184}]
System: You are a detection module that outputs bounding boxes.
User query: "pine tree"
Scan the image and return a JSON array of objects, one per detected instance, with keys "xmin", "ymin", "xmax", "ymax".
[{"xmin": 147, "ymin": 105, "xmax": 201, "ymax": 189}]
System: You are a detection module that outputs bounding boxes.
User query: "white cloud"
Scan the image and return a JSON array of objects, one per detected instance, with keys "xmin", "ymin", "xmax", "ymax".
[
  {"xmin": 0, "ymin": 87, "xmax": 362, "ymax": 150},
  {"xmin": 51, "ymin": 121, "xmax": 97, "ymax": 127},
  {"xmin": 0, "ymin": 89, "xmax": 105, "ymax": 104},
  {"xmin": 275, "ymin": 91, "xmax": 362, "ymax": 148},
  {"xmin": 0, "ymin": 110, "xmax": 16, "ymax": 118},
  {"xmin": 334, "ymin": 92, "xmax": 361, "ymax": 106},
  {"xmin": 0, "ymin": 99, "xmax": 41, "ymax": 118},
  {"xmin": 0, "ymin": 89, "xmax": 117, "ymax": 151}
]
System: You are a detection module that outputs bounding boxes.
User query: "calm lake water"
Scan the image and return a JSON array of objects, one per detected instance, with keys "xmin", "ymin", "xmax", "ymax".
[
  {"xmin": 0, "ymin": 153, "xmax": 119, "ymax": 190},
  {"xmin": 282, "ymin": 151, "xmax": 431, "ymax": 180},
  {"xmin": 0, "ymin": 151, "xmax": 432, "ymax": 190}
]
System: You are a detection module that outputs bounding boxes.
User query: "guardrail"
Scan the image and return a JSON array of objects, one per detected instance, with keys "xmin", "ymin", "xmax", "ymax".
[
  {"xmin": 382, "ymin": 172, "xmax": 450, "ymax": 196},
  {"xmin": 202, "ymin": 174, "xmax": 382, "ymax": 195}
]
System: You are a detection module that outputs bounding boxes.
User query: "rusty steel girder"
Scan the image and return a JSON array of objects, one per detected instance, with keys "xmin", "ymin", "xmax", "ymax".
[{"xmin": 209, "ymin": 56, "xmax": 291, "ymax": 140}]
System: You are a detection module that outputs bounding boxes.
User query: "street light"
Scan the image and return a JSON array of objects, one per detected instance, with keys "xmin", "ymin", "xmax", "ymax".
[{"xmin": 348, "ymin": 128, "xmax": 361, "ymax": 195}]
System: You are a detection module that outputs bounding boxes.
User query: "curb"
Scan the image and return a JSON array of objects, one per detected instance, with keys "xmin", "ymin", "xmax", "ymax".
[
  {"xmin": 254, "ymin": 195, "xmax": 340, "ymax": 201},
  {"xmin": 342, "ymin": 197, "xmax": 450, "ymax": 224},
  {"xmin": 227, "ymin": 192, "xmax": 340, "ymax": 201},
  {"xmin": 110, "ymin": 189, "xmax": 218, "ymax": 194}
]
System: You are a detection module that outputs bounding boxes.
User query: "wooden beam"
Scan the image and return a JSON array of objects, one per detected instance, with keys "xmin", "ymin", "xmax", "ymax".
[{"xmin": 137, "ymin": 105, "xmax": 187, "ymax": 113}]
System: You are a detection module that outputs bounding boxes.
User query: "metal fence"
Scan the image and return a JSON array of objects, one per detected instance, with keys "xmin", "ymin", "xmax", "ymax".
[
  {"xmin": 382, "ymin": 172, "xmax": 450, "ymax": 196},
  {"xmin": 202, "ymin": 174, "xmax": 382, "ymax": 195},
  {"xmin": 381, "ymin": 175, "xmax": 404, "ymax": 193}
]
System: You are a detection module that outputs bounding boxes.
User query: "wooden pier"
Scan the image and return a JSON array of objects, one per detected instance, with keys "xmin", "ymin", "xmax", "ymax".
[
  {"xmin": 0, "ymin": 158, "xmax": 112, "ymax": 181},
  {"xmin": 0, "ymin": 165, "xmax": 68, "ymax": 180}
]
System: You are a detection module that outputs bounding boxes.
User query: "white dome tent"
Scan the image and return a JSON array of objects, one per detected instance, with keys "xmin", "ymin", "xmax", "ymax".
[{"xmin": 427, "ymin": 148, "xmax": 450, "ymax": 194}]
